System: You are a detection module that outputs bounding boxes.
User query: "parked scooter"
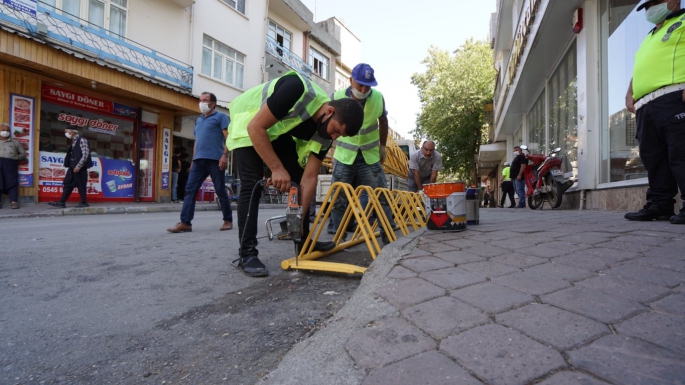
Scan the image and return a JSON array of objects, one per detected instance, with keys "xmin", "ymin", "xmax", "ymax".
[{"xmin": 519, "ymin": 145, "xmax": 574, "ymax": 209}]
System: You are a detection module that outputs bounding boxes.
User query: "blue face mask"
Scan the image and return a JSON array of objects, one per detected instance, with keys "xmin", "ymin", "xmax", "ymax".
[{"xmin": 646, "ymin": 1, "xmax": 674, "ymax": 25}]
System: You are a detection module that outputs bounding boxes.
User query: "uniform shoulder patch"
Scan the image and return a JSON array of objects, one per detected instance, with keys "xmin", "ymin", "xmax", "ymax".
[{"xmin": 668, "ymin": 21, "xmax": 682, "ymax": 34}]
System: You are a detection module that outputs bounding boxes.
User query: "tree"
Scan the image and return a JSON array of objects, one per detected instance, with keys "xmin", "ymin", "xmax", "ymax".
[{"xmin": 411, "ymin": 39, "xmax": 495, "ymax": 184}]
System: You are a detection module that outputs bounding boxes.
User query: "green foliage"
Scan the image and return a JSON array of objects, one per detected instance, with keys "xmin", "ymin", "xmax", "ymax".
[{"xmin": 411, "ymin": 39, "xmax": 495, "ymax": 184}]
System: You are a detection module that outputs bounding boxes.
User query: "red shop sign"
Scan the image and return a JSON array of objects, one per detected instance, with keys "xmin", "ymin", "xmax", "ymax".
[{"xmin": 42, "ymin": 84, "xmax": 114, "ymax": 114}]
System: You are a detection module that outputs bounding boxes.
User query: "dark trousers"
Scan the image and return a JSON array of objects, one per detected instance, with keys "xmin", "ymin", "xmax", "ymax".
[
  {"xmin": 59, "ymin": 167, "xmax": 88, "ymax": 203},
  {"xmin": 500, "ymin": 180, "xmax": 515, "ymax": 207},
  {"xmin": 180, "ymin": 158, "xmax": 232, "ymax": 225},
  {"xmin": 636, "ymin": 91, "xmax": 685, "ymax": 213},
  {"xmin": 0, "ymin": 158, "xmax": 19, "ymax": 202},
  {"xmin": 235, "ymin": 135, "xmax": 309, "ymax": 256}
]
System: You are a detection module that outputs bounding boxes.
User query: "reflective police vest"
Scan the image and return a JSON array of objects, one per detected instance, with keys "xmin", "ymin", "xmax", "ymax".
[
  {"xmin": 332, "ymin": 88, "xmax": 383, "ymax": 165},
  {"xmin": 226, "ymin": 71, "xmax": 331, "ymax": 168}
]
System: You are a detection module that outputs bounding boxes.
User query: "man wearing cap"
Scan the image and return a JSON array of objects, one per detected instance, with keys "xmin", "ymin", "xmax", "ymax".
[
  {"xmin": 328, "ymin": 63, "xmax": 394, "ymax": 244},
  {"xmin": 48, "ymin": 126, "xmax": 91, "ymax": 208},
  {"xmin": 500, "ymin": 161, "xmax": 515, "ymax": 208},
  {"xmin": 624, "ymin": 0, "xmax": 685, "ymax": 224},
  {"xmin": 407, "ymin": 140, "xmax": 443, "ymax": 192}
]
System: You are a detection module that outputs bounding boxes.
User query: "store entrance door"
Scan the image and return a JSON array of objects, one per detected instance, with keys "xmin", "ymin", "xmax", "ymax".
[{"xmin": 138, "ymin": 122, "xmax": 156, "ymax": 201}]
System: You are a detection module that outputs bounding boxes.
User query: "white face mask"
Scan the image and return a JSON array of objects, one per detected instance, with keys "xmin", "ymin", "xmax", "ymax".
[
  {"xmin": 351, "ymin": 87, "xmax": 371, "ymax": 100},
  {"xmin": 513, "ymin": 151, "xmax": 520, "ymax": 156},
  {"xmin": 199, "ymin": 102, "xmax": 211, "ymax": 114},
  {"xmin": 0, "ymin": 131, "xmax": 9, "ymax": 138},
  {"xmin": 65, "ymin": 132, "xmax": 72, "ymax": 139},
  {"xmin": 646, "ymin": 1, "xmax": 673, "ymax": 24}
]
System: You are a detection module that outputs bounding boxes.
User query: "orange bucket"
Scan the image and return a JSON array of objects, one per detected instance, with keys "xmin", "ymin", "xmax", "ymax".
[{"xmin": 423, "ymin": 182, "xmax": 466, "ymax": 198}]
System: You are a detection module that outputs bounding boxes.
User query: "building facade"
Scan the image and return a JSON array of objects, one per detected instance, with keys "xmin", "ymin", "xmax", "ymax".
[{"xmin": 480, "ymin": 0, "xmax": 684, "ymax": 211}]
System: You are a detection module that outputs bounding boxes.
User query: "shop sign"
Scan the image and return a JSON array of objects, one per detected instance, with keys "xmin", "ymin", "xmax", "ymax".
[
  {"xmin": 38, "ymin": 151, "xmax": 135, "ymax": 200},
  {"xmin": 57, "ymin": 112, "xmax": 120, "ymax": 135},
  {"xmin": 9, "ymin": 94, "xmax": 35, "ymax": 186},
  {"xmin": 161, "ymin": 128, "xmax": 171, "ymax": 190},
  {"xmin": 42, "ymin": 84, "xmax": 138, "ymax": 119},
  {"xmin": 506, "ymin": 0, "xmax": 541, "ymax": 89},
  {"xmin": 2, "ymin": 0, "xmax": 37, "ymax": 16}
]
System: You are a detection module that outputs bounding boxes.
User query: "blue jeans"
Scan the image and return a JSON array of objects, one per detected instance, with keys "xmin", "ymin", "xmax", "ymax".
[
  {"xmin": 514, "ymin": 178, "xmax": 526, "ymax": 207},
  {"xmin": 171, "ymin": 171, "xmax": 179, "ymax": 201},
  {"xmin": 330, "ymin": 152, "xmax": 392, "ymax": 234},
  {"xmin": 180, "ymin": 158, "xmax": 232, "ymax": 225}
]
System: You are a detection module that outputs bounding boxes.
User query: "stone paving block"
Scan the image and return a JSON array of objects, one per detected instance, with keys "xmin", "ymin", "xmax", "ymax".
[
  {"xmin": 418, "ymin": 242, "xmax": 459, "ymax": 253},
  {"xmin": 345, "ymin": 317, "xmax": 436, "ymax": 369},
  {"xmin": 490, "ymin": 253, "xmax": 548, "ymax": 268},
  {"xmin": 451, "ymin": 282, "xmax": 534, "ymax": 314},
  {"xmin": 400, "ymin": 256, "xmax": 454, "ymax": 273},
  {"xmin": 442, "ymin": 239, "xmax": 484, "ymax": 250},
  {"xmin": 496, "ymin": 304, "xmax": 609, "ymax": 350},
  {"xmin": 434, "ymin": 250, "xmax": 484, "ymax": 265},
  {"xmin": 419, "ymin": 267, "xmax": 487, "ymax": 290},
  {"xmin": 650, "ymin": 293, "xmax": 685, "ymax": 316},
  {"xmin": 553, "ymin": 232, "xmax": 618, "ymax": 245},
  {"xmin": 624, "ymin": 229, "xmax": 679, "ymax": 239},
  {"xmin": 612, "ymin": 234, "xmax": 673, "ymax": 246},
  {"xmin": 375, "ymin": 277, "xmax": 446, "ymax": 309},
  {"xmin": 402, "ymin": 296, "xmax": 490, "ymax": 339},
  {"xmin": 458, "ymin": 261, "xmax": 520, "ymax": 278},
  {"xmin": 493, "ymin": 270, "xmax": 571, "ymax": 295},
  {"xmin": 569, "ymin": 335, "xmax": 685, "ymax": 385},
  {"xmin": 487, "ymin": 237, "xmax": 538, "ymax": 250},
  {"xmin": 461, "ymin": 244, "xmax": 511, "ymax": 258},
  {"xmin": 594, "ymin": 239, "xmax": 656, "ymax": 253},
  {"xmin": 604, "ymin": 264, "xmax": 684, "ymax": 287},
  {"xmin": 423, "ymin": 232, "xmax": 469, "ymax": 242},
  {"xmin": 627, "ymin": 256, "xmax": 685, "ymax": 272},
  {"xmin": 467, "ymin": 231, "xmax": 520, "ymax": 242},
  {"xmin": 387, "ymin": 265, "xmax": 417, "ymax": 280},
  {"xmin": 441, "ymin": 323, "xmax": 565, "ymax": 385},
  {"xmin": 524, "ymin": 262, "xmax": 595, "ymax": 282},
  {"xmin": 518, "ymin": 241, "xmax": 591, "ymax": 258},
  {"xmin": 649, "ymin": 244, "xmax": 685, "ymax": 261},
  {"xmin": 575, "ymin": 274, "xmax": 672, "ymax": 302},
  {"xmin": 541, "ymin": 286, "xmax": 645, "ymax": 323},
  {"xmin": 615, "ymin": 312, "xmax": 685, "ymax": 355},
  {"xmin": 403, "ymin": 248, "xmax": 432, "ymax": 259},
  {"xmin": 536, "ymin": 371, "xmax": 611, "ymax": 385},
  {"xmin": 362, "ymin": 350, "xmax": 483, "ymax": 385},
  {"xmin": 552, "ymin": 248, "xmax": 639, "ymax": 271}
]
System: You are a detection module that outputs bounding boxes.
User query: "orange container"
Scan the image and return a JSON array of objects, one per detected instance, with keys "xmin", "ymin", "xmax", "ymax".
[{"xmin": 423, "ymin": 182, "xmax": 466, "ymax": 198}]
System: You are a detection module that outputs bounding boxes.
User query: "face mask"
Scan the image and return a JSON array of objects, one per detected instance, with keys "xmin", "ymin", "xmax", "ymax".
[
  {"xmin": 199, "ymin": 102, "xmax": 211, "ymax": 114},
  {"xmin": 65, "ymin": 132, "xmax": 72, "ymax": 139},
  {"xmin": 513, "ymin": 151, "xmax": 520, "ymax": 156},
  {"xmin": 646, "ymin": 2, "xmax": 673, "ymax": 24},
  {"xmin": 316, "ymin": 112, "xmax": 335, "ymax": 139},
  {"xmin": 351, "ymin": 87, "xmax": 371, "ymax": 100},
  {"xmin": 0, "ymin": 131, "xmax": 9, "ymax": 138}
]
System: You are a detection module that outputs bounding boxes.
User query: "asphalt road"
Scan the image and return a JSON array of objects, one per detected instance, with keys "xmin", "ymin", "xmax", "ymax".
[{"xmin": 0, "ymin": 210, "xmax": 369, "ymax": 384}]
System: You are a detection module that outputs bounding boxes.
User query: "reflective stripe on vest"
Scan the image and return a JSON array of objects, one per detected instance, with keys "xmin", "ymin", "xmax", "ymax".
[
  {"xmin": 226, "ymin": 70, "xmax": 330, "ymax": 151},
  {"xmin": 332, "ymin": 88, "xmax": 383, "ymax": 165}
]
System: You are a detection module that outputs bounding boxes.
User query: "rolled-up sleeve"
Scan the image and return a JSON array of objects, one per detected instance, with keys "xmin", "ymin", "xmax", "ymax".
[{"xmin": 432, "ymin": 152, "xmax": 443, "ymax": 171}]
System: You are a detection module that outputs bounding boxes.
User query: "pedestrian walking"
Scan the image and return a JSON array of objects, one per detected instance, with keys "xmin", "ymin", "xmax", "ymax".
[
  {"xmin": 48, "ymin": 126, "xmax": 91, "ymax": 208},
  {"xmin": 0, "ymin": 123, "xmax": 27, "ymax": 209},
  {"xmin": 500, "ymin": 161, "xmax": 515, "ymax": 208}
]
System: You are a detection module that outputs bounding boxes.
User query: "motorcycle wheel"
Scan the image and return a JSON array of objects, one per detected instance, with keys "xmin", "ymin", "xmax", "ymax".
[
  {"xmin": 546, "ymin": 175, "xmax": 564, "ymax": 208},
  {"xmin": 216, "ymin": 186, "xmax": 234, "ymax": 209},
  {"xmin": 528, "ymin": 194, "xmax": 544, "ymax": 210}
]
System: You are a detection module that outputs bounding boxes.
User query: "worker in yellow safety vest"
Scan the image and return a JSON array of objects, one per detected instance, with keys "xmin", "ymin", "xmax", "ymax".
[
  {"xmin": 327, "ymin": 63, "xmax": 394, "ymax": 245},
  {"xmin": 226, "ymin": 71, "xmax": 363, "ymax": 277}
]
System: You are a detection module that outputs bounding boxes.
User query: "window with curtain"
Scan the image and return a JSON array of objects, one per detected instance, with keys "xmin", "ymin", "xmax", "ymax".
[
  {"xmin": 547, "ymin": 41, "xmax": 577, "ymax": 176},
  {"xmin": 309, "ymin": 47, "xmax": 329, "ymax": 80},
  {"xmin": 43, "ymin": 0, "xmax": 127, "ymax": 36},
  {"xmin": 201, "ymin": 35, "xmax": 245, "ymax": 89},
  {"xmin": 268, "ymin": 20, "xmax": 292, "ymax": 52},
  {"xmin": 220, "ymin": 0, "xmax": 245, "ymax": 15}
]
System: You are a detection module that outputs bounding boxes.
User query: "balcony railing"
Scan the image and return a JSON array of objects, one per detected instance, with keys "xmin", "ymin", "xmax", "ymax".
[
  {"xmin": 0, "ymin": 2, "xmax": 193, "ymax": 90},
  {"xmin": 265, "ymin": 35, "xmax": 313, "ymax": 79}
]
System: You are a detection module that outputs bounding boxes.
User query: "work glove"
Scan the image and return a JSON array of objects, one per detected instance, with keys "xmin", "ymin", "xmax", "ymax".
[{"xmin": 379, "ymin": 145, "xmax": 387, "ymax": 163}]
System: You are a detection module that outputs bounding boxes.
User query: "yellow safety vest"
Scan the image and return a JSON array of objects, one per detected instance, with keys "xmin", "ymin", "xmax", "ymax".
[
  {"xmin": 227, "ymin": 71, "xmax": 331, "ymax": 168},
  {"xmin": 502, "ymin": 166, "xmax": 511, "ymax": 180},
  {"xmin": 332, "ymin": 88, "xmax": 384, "ymax": 165}
]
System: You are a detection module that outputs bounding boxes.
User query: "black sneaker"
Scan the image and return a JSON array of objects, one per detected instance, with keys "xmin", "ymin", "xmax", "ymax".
[
  {"xmin": 381, "ymin": 233, "xmax": 391, "ymax": 245},
  {"xmin": 75, "ymin": 203, "xmax": 89, "ymax": 208},
  {"xmin": 625, "ymin": 205, "xmax": 674, "ymax": 221},
  {"xmin": 312, "ymin": 241, "xmax": 336, "ymax": 252},
  {"xmin": 48, "ymin": 201, "xmax": 66, "ymax": 208},
  {"xmin": 670, "ymin": 212, "xmax": 685, "ymax": 225},
  {"xmin": 234, "ymin": 256, "xmax": 268, "ymax": 277}
]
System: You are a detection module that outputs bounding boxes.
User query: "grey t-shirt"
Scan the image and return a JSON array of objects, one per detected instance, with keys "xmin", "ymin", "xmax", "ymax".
[{"xmin": 408, "ymin": 149, "xmax": 443, "ymax": 190}]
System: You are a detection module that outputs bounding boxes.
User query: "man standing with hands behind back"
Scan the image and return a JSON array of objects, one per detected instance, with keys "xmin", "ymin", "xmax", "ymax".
[
  {"xmin": 624, "ymin": 0, "xmax": 685, "ymax": 224},
  {"xmin": 407, "ymin": 140, "xmax": 442, "ymax": 192},
  {"xmin": 510, "ymin": 145, "xmax": 527, "ymax": 208},
  {"xmin": 167, "ymin": 92, "xmax": 233, "ymax": 233}
]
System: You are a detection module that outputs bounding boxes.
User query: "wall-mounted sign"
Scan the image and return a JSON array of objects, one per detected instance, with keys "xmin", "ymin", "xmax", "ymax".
[
  {"xmin": 42, "ymin": 84, "xmax": 138, "ymax": 119},
  {"xmin": 2, "ymin": 0, "xmax": 37, "ymax": 16},
  {"xmin": 9, "ymin": 94, "xmax": 35, "ymax": 186},
  {"xmin": 161, "ymin": 128, "xmax": 171, "ymax": 190}
]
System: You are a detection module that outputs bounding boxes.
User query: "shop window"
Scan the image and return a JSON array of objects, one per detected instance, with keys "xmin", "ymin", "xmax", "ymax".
[
  {"xmin": 599, "ymin": 0, "xmax": 653, "ymax": 183},
  {"xmin": 547, "ymin": 42, "xmax": 577, "ymax": 177},
  {"xmin": 267, "ymin": 20, "xmax": 292, "ymax": 55},
  {"xmin": 40, "ymin": 0, "xmax": 127, "ymax": 37},
  {"xmin": 201, "ymin": 35, "xmax": 245, "ymax": 89},
  {"xmin": 309, "ymin": 47, "xmax": 329, "ymax": 80},
  {"xmin": 220, "ymin": 0, "xmax": 245, "ymax": 15},
  {"xmin": 527, "ymin": 90, "xmax": 546, "ymax": 154}
]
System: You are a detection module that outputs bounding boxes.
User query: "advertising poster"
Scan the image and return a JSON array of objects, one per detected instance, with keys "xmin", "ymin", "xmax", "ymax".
[
  {"xmin": 138, "ymin": 123, "xmax": 155, "ymax": 198},
  {"xmin": 161, "ymin": 128, "xmax": 170, "ymax": 190},
  {"xmin": 38, "ymin": 151, "xmax": 135, "ymax": 201},
  {"xmin": 9, "ymin": 94, "xmax": 35, "ymax": 187},
  {"xmin": 2, "ymin": 0, "xmax": 37, "ymax": 16}
]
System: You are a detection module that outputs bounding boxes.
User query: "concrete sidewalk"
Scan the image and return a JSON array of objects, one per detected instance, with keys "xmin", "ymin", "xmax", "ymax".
[{"xmin": 260, "ymin": 208, "xmax": 685, "ymax": 385}]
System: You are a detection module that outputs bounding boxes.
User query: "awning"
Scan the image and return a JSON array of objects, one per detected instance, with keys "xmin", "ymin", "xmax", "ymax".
[{"xmin": 477, "ymin": 141, "xmax": 506, "ymax": 177}]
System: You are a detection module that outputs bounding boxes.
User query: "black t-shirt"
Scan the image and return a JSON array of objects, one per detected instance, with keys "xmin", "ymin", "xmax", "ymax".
[
  {"xmin": 510, "ymin": 154, "xmax": 527, "ymax": 179},
  {"xmin": 172, "ymin": 155, "xmax": 180, "ymax": 172},
  {"xmin": 265, "ymin": 74, "xmax": 329, "ymax": 161}
]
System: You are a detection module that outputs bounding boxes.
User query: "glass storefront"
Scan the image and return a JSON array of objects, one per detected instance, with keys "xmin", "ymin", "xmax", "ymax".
[
  {"xmin": 599, "ymin": 0, "xmax": 654, "ymax": 183},
  {"xmin": 528, "ymin": 90, "xmax": 546, "ymax": 154}
]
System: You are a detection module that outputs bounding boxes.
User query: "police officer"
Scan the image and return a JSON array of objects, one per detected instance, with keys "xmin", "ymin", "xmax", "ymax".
[
  {"xmin": 226, "ymin": 71, "xmax": 363, "ymax": 277},
  {"xmin": 500, "ymin": 161, "xmax": 515, "ymax": 208},
  {"xmin": 624, "ymin": 0, "xmax": 685, "ymax": 224}
]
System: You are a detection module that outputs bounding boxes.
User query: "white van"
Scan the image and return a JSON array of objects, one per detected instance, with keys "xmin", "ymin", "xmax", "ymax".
[{"xmin": 394, "ymin": 139, "xmax": 419, "ymax": 160}]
